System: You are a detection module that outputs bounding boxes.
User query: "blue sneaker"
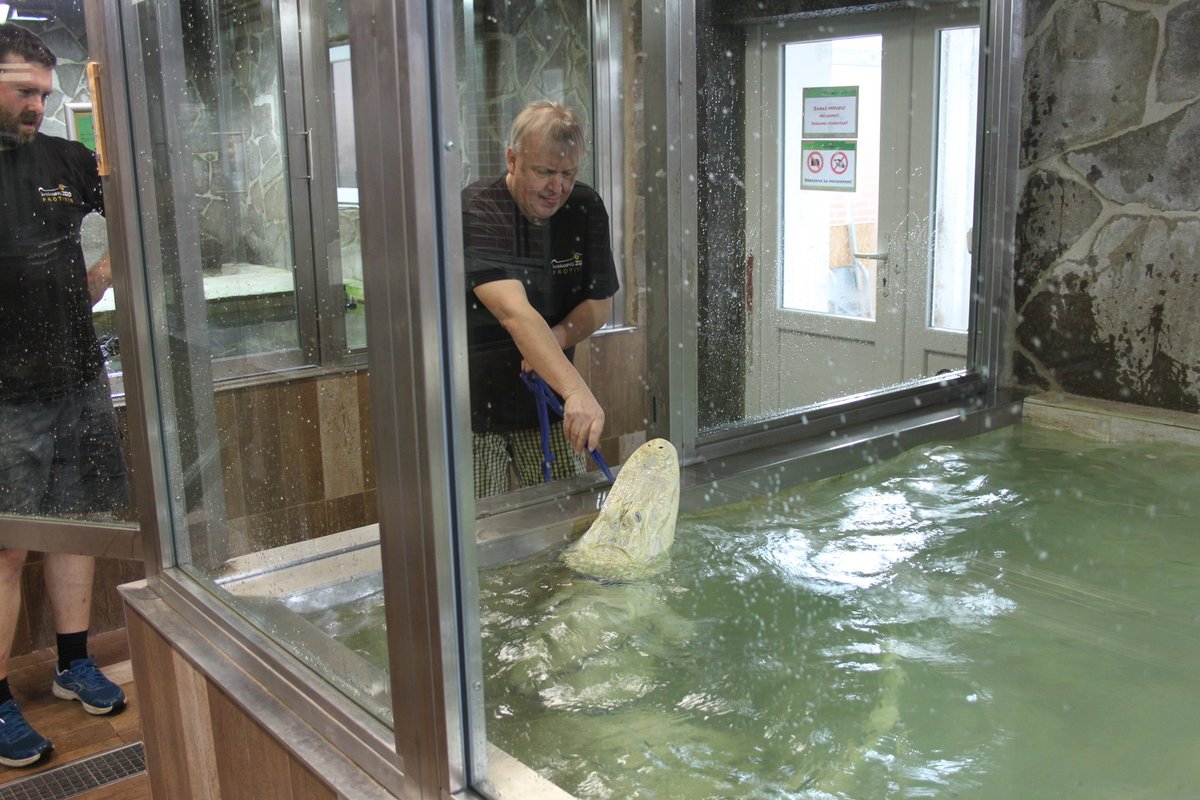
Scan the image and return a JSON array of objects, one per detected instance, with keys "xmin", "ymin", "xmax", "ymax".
[
  {"xmin": 0, "ymin": 698, "xmax": 52, "ymax": 767},
  {"xmin": 51, "ymin": 657, "xmax": 126, "ymax": 715}
]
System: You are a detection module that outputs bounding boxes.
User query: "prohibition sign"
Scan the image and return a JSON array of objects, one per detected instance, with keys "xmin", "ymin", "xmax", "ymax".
[{"xmin": 800, "ymin": 140, "xmax": 857, "ymax": 190}]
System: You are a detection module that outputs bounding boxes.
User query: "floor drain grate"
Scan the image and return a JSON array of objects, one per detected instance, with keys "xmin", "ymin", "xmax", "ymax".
[{"xmin": 0, "ymin": 742, "xmax": 145, "ymax": 800}]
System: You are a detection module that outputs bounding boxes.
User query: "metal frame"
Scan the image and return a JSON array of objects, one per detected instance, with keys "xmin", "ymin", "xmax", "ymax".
[
  {"xmin": 349, "ymin": 1, "xmax": 471, "ymax": 796},
  {"xmin": 0, "ymin": 516, "xmax": 139, "ymax": 559},
  {"xmin": 644, "ymin": 0, "xmax": 701, "ymax": 455},
  {"xmin": 590, "ymin": 0, "xmax": 627, "ymax": 327},
  {"xmin": 278, "ymin": 0, "xmax": 323, "ymax": 366},
  {"xmin": 295, "ymin": 0, "xmax": 362, "ymax": 364},
  {"xmin": 74, "ymin": 0, "xmax": 170, "ymax": 573},
  {"xmin": 971, "ymin": 0, "xmax": 1024, "ymax": 384}
]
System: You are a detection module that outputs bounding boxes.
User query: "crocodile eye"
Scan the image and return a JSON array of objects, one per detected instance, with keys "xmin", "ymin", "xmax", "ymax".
[{"xmin": 632, "ymin": 511, "xmax": 643, "ymax": 525}]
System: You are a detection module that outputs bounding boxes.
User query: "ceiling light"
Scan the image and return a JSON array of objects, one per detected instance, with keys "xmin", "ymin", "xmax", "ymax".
[{"xmin": 10, "ymin": 6, "xmax": 53, "ymax": 22}]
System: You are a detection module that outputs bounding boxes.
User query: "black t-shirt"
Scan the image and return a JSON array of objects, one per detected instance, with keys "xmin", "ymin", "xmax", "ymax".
[
  {"xmin": 463, "ymin": 175, "xmax": 619, "ymax": 432},
  {"xmin": 0, "ymin": 134, "xmax": 105, "ymax": 403}
]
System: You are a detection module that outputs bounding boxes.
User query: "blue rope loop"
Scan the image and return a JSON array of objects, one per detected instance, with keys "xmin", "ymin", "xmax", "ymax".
[{"xmin": 520, "ymin": 371, "xmax": 615, "ymax": 484}]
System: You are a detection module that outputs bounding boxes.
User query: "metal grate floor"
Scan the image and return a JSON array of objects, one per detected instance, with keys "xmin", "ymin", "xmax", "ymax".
[{"xmin": 0, "ymin": 742, "xmax": 145, "ymax": 800}]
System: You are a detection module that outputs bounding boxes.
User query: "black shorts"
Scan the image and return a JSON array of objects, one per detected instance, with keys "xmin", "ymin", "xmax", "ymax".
[{"xmin": 0, "ymin": 373, "xmax": 130, "ymax": 516}]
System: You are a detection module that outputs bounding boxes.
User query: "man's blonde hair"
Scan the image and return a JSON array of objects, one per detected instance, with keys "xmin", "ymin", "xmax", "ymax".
[{"xmin": 509, "ymin": 101, "xmax": 585, "ymax": 158}]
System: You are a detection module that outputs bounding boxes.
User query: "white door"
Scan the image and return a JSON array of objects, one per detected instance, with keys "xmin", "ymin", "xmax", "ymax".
[{"xmin": 746, "ymin": 8, "xmax": 979, "ymax": 417}]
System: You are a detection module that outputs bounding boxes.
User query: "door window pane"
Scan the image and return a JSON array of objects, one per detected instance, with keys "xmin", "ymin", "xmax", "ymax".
[
  {"xmin": 188, "ymin": 4, "xmax": 302, "ymax": 362},
  {"xmin": 781, "ymin": 35, "xmax": 881, "ymax": 320},
  {"xmin": 930, "ymin": 26, "xmax": 979, "ymax": 332}
]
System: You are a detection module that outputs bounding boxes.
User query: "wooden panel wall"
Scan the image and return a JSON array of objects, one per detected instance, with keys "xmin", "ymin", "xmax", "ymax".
[
  {"xmin": 124, "ymin": 589, "xmax": 396, "ymax": 800},
  {"xmin": 216, "ymin": 370, "xmax": 378, "ymax": 559}
]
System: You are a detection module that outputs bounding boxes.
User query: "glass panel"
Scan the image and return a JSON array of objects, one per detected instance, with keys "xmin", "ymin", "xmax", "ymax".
[
  {"xmin": 455, "ymin": 0, "xmax": 998, "ymax": 795},
  {"xmin": 781, "ymin": 35, "xmax": 881, "ymax": 320},
  {"xmin": 190, "ymin": 3, "xmax": 302, "ymax": 363},
  {"xmin": 125, "ymin": 0, "xmax": 385, "ymax": 721},
  {"xmin": 0, "ymin": 8, "xmax": 135, "ymax": 526},
  {"xmin": 930, "ymin": 26, "xmax": 979, "ymax": 333}
]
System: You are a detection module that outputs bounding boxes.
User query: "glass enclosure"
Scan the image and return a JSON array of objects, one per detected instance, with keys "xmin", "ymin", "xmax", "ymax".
[
  {"xmin": 104, "ymin": 0, "xmax": 385, "ymax": 720},
  {"xmin": 93, "ymin": 0, "xmax": 1021, "ymax": 796}
]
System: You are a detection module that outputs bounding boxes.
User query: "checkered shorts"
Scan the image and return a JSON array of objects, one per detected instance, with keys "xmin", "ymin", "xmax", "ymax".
[{"xmin": 472, "ymin": 423, "xmax": 587, "ymax": 499}]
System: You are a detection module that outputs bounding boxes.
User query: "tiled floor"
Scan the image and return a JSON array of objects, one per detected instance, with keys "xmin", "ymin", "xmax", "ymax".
[{"xmin": 0, "ymin": 630, "xmax": 150, "ymax": 799}]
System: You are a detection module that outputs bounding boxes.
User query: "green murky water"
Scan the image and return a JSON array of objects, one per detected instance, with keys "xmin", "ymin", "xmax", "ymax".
[{"xmin": 307, "ymin": 424, "xmax": 1200, "ymax": 798}]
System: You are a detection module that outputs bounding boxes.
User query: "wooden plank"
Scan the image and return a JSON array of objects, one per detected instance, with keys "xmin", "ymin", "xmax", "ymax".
[
  {"xmin": 209, "ymin": 685, "xmax": 296, "ymax": 800},
  {"xmin": 125, "ymin": 611, "xmax": 186, "ymax": 800}
]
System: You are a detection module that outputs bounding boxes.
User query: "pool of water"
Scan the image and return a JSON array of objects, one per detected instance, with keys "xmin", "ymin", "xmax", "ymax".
[{"xmin": 301, "ymin": 423, "xmax": 1200, "ymax": 798}]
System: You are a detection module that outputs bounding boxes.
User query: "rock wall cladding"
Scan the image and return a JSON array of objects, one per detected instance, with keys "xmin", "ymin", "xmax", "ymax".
[{"xmin": 1015, "ymin": 0, "xmax": 1200, "ymax": 412}]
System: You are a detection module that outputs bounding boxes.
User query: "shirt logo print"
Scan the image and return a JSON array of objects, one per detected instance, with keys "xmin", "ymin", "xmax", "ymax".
[
  {"xmin": 551, "ymin": 251, "xmax": 583, "ymax": 274},
  {"xmin": 38, "ymin": 184, "xmax": 77, "ymax": 205}
]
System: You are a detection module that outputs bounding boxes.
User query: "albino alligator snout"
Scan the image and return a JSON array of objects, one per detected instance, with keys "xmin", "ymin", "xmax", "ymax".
[{"xmin": 562, "ymin": 438, "xmax": 680, "ymax": 581}]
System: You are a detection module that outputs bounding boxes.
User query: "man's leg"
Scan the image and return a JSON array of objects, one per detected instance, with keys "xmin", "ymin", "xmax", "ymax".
[
  {"xmin": 510, "ymin": 423, "xmax": 587, "ymax": 489},
  {"xmin": 0, "ymin": 549, "xmax": 29, "ymax": 685},
  {"xmin": 0, "ymin": 548, "xmax": 52, "ymax": 767},
  {"xmin": 46, "ymin": 553, "xmax": 125, "ymax": 715},
  {"xmin": 43, "ymin": 552, "xmax": 94, "ymax": 639},
  {"xmin": 473, "ymin": 431, "xmax": 516, "ymax": 498}
]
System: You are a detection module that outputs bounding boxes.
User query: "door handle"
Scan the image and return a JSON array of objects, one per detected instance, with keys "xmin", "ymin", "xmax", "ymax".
[{"xmin": 853, "ymin": 250, "xmax": 890, "ymax": 297}]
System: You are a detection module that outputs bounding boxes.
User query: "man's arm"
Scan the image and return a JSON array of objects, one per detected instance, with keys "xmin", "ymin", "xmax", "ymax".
[
  {"xmin": 86, "ymin": 251, "xmax": 112, "ymax": 307},
  {"xmin": 473, "ymin": 279, "xmax": 605, "ymax": 453},
  {"xmin": 549, "ymin": 297, "xmax": 612, "ymax": 350}
]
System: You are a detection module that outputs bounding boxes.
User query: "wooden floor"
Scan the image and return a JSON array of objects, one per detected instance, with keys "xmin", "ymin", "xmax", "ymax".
[{"xmin": 0, "ymin": 629, "xmax": 150, "ymax": 799}]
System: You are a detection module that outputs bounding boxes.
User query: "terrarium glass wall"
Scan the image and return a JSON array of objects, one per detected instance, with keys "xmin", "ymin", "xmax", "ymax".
[{"xmin": 91, "ymin": 0, "xmax": 1019, "ymax": 793}]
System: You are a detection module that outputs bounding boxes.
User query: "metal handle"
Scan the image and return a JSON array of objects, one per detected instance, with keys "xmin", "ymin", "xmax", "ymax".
[
  {"xmin": 302, "ymin": 128, "xmax": 314, "ymax": 181},
  {"xmin": 852, "ymin": 251, "xmax": 889, "ymax": 263},
  {"xmin": 85, "ymin": 62, "xmax": 110, "ymax": 176}
]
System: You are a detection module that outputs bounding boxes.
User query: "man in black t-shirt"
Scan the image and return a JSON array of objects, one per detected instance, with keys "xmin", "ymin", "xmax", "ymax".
[
  {"xmin": 463, "ymin": 101, "xmax": 619, "ymax": 498},
  {"xmin": 0, "ymin": 24, "xmax": 128, "ymax": 769}
]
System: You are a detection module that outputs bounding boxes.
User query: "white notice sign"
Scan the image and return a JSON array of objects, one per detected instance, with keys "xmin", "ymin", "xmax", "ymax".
[
  {"xmin": 802, "ymin": 86, "xmax": 860, "ymax": 139},
  {"xmin": 800, "ymin": 140, "xmax": 857, "ymax": 191}
]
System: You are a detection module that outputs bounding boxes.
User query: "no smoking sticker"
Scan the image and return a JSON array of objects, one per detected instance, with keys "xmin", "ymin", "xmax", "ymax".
[{"xmin": 800, "ymin": 140, "xmax": 857, "ymax": 191}]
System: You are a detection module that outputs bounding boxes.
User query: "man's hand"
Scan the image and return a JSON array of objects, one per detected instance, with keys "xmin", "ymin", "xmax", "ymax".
[
  {"xmin": 86, "ymin": 252, "xmax": 113, "ymax": 306},
  {"xmin": 561, "ymin": 385, "xmax": 605, "ymax": 453}
]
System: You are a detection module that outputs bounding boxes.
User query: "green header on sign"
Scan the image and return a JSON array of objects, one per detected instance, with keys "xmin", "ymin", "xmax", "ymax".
[
  {"xmin": 802, "ymin": 86, "xmax": 858, "ymax": 100},
  {"xmin": 804, "ymin": 140, "xmax": 857, "ymax": 152}
]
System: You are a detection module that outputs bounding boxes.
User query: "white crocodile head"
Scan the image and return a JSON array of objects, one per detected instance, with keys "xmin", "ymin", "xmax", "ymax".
[{"xmin": 562, "ymin": 438, "xmax": 680, "ymax": 581}]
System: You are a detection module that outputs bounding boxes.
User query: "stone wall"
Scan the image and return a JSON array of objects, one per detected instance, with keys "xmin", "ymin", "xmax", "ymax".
[
  {"xmin": 187, "ymin": 2, "xmax": 292, "ymax": 272},
  {"xmin": 1014, "ymin": 0, "xmax": 1200, "ymax": 412},
  {"xmin": 462, "ymin": 0, "xmax": 596, "ymax": 185}
]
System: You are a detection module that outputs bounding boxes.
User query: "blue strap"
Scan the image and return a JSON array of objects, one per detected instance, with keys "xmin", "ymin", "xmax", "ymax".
[{"xmin": 520, "ymin": 371, "xmax": 616, "ymax": 484}]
